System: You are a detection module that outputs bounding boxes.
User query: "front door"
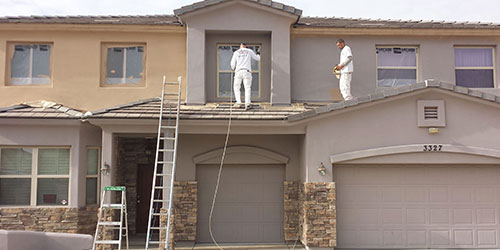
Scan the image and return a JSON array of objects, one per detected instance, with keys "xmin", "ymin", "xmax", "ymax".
[{"xmin": 136, "ymin": 163, "xmax": 154, "ymax": 233}]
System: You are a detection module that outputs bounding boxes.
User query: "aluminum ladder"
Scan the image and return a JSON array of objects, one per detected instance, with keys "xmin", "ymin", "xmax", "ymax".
[
  {"xmin": 92, "ymin": 186, "xmax": 129, "ymax": 250},
  {"xmin": 145, "ymin": 76, "xmax": 182, "ymax": 250}
]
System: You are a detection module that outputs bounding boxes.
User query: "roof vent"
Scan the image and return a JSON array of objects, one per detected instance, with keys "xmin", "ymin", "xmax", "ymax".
[{"xmin": 417, "ymin": 100, "xmax": 445, "ymax": 127}]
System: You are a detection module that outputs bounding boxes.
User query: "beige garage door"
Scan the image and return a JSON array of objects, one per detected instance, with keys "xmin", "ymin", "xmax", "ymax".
[
  {"xmin": 336, "ymin": 165, "xmax": 500, "ymax": 249},
  {"xmin": 197, "ymin": 164, "xmax": 284, "ymax": 243}
]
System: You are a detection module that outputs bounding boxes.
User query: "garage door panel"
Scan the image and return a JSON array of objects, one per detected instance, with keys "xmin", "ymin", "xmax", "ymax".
[
  {"xmin": 336, "ymin": 164, "xmax": 500, "ymax": 248},
  {"xmin": 197, "ymin": 164, "xmax": 284, "ymax": 243}
]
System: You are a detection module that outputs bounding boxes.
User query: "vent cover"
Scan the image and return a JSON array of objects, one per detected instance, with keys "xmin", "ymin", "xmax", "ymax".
[
  {"xmin": 417, "ymin": 100, "xmax": 446, "ymax": 127},
  {"xmin": 424, "ymin": 106, "xmax": 439, "ymax": 120}
]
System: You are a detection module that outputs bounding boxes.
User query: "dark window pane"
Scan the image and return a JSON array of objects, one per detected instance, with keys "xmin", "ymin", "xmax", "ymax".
[
  {"xmin": 38, "ymin": 149, "xmax": 70, "ymax": 175},
  {"xmin": 37, "ymin": 178, "xmax": 69, "ymax": 206},
  {"xmin": 106, "ymin": 47, "xmax": 124, "ymax": 84},
  {"xmin": 0, "ymin": 178, "xmax": 31, "ymax": 205},
  {"xmin": 125, "ymin": 46, "xmax": 143, "ymax": 83},
  {"xmin": 86, "ymin": 178, "xmax": 98, "ymax": 204},
  {"xmin": 32, "ymin": 45, "xmax": 51, "ymax": 82},
  {"xmin": 218, "ymin": 72, "xmax": 232, "ymax": 97},
  {"xmin": 87, "ymin": 149, "xmax": 99, "ymax": 175},
  {"xmin": 11, "ymin": 45, "xmax": 31, "ymax": 78},
  {"xmin": 377, "ymin": 69, "xmax": 417, "ymax": 87},
  {"xmin": 456, "ymin": 69, "xmax": 494, "ymax": 88}
]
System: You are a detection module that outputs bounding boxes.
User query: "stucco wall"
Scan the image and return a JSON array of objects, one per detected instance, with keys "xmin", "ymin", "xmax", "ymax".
[
  {"xmin": 0, "ymin": 120, "xmax": 102, "ymax": 207},
  {"xmin": 182, "ymin": 1, "xmax": 295, "ymax": 105},
  {"xmin": 291, "ymin": 35, "xmax": 500, "ymax": 102},
  {"xmin": 175, "ymin": 134, "xmax": 301, "ymax": 181},
  {"xmin": 303, "ymin": 90, "xmax": 500, "ymax": 182},
  {"xmin": 0, "ymin": 27, "xmax": 186, "ymax": 111}
]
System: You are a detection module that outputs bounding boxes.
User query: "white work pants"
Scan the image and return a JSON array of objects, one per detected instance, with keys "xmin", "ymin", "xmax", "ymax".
[
  {"xmin": 340, "ymin": 73, "xmax": 353, "ymax": 101},
  {"xmin": 234, "ymin": 70, "xmax": 253, "ymax": 105}
]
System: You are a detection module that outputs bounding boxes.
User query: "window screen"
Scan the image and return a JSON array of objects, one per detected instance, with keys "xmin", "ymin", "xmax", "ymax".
[
  {"xmin": 455, "ymin": 47, "xmax": 494, "ymax": 88},
  {"xmin": 10, "ymin": 44, "xmax": 51, "ymax": 85},
  {"xmin": 217, "ymin": 45, "xmax": 260, "ymax": 98},
  {"xmin": 38, "ymin": 149, "xmax": 70, "ymax": 175},
  {"xmin": 105, "ymin": 46, "xmax": 144, "ymax": 84},
  {"xmin": 377, "ymin": 47, "xmax": 418, "ymax": 87}
]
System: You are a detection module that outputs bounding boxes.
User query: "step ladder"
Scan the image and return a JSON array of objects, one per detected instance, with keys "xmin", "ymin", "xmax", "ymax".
[
  {"xmin": 92, "ymin": 186, "xmax": 129, "ymax": 250},
  {"xmin": 145, "ymin": 76, "xmax": 182, "ymax": 250}
]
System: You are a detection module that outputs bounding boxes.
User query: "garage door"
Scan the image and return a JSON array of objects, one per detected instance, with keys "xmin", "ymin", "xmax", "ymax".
[
  {"xmin": 197, "ymin": 164, "xmax": 284, "ymax": 243},
  {"xmin": 336, "ymin": 165, "xmax": 500, "ymax": 249}
]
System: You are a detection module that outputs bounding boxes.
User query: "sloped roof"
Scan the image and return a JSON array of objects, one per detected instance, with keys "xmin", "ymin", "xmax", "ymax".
[
  {"xmin": 287, "ymin": 80, "xmax": 500, "ymax": 122},
  {"xmin": 297, "ymin": 17, "xmax": 500, "ymax": 29},
  {"xmin": 0, "ymin": 15, "xmax": 180, "ymax": 25},
  {"xmin": 174, "ymin": 0, "xmax": 302, "ymax": 17},
  {"xmin": 88, "ymin": 98, "xmax": 317, "ymax": 120},
  {"xmin": 0, "ymin": 101, "xmax": 84, "ymax": 119}
]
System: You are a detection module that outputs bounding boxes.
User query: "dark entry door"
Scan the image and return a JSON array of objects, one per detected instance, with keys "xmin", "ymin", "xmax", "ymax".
[{"xmin": 136, "ymin": 164, "xmax": 154, "ymax": 233}]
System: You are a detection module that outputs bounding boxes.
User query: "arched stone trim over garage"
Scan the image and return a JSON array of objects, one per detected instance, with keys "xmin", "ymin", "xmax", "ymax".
[
  {"xmin": 193, "ymin": 145, "xmax": 290, "ymax": 165},
  {"xmin": 331, "ymin": 144, "xmax": 500, "ymax": 164}
]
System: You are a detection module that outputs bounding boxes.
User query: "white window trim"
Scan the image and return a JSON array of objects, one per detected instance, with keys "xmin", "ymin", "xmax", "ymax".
[
  {"xmin": 376, "ymin": 45, "xmax": 419, "ymax": 88},
  {"xmin": 454, "ymin": 46, "xmax": 496, "ymax": 88},
  {"xmin": 7, "ymin": 43, "xmax": 52, "ymax": 86},
  {"xmin": 86, "ymin": 147, "xmax": 100, "ymax": 206},
  {"xmin": 0, "ymin": 146, "xmax": 71, "ymax": 208},
  {"xmin": 216, "ymin": 43, "xmax": 262, "ymax": 99},
  {"xmin": 101, "ymin": 44, "xmax": 146, "ymax": 87}
]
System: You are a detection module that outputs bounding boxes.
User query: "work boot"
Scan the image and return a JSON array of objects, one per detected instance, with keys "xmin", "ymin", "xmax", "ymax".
[
  {"xmin": 245, "ymin": 104, "xmax": 252, "ymax": 110},
  {"xmin": 233, "ymin": 103, "xmax": 243, "ymax": 108}
]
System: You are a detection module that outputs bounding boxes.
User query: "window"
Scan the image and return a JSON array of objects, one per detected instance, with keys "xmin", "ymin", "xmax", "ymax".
[
  {"xmin": 217, "ymin": 44, "xmax": 261, "ymax": 98},
  {"xmin": 0, "ymin": 147, "xmax": 70, "ymax": 206},
  {"xmin": 102, "ymin": 44, "xmax": 145, "ymax": 86},
  {"xmin": 455, "ymin": 47, "xmax": 495, "ymax": 88},
  {"xmin": 7, "ymin": 43, "xmax": 52, "ymax": 85},
  {"xmin": 376, "ymin": 46, "xmax": 418, "ymax": 87},
  {"xmin": 86, "ymin": 148, "xmax": 100, "ymax": 205}
]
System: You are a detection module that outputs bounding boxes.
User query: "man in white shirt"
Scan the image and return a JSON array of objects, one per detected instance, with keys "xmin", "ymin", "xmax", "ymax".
[
  {"xmin": 230, "ymin": 43, "xmax": 261, "ymax": 109},
  {"xmin": 334, "ymin": 39, "xmax": 354, "ymax": 101}
]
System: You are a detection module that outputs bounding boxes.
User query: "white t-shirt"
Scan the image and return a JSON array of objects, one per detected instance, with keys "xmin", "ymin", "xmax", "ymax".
[
  {"xmin": 340, "ymin": 45, "xmax": 354, "ymax": 73},
  {"xmin": 230, "ymin": 48, "xmax": 261, "ymax": 72}
]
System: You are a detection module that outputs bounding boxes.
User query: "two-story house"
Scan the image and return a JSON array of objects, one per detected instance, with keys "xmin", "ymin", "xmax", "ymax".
[{"xmin": 2, "ymin": 0, "xmax": 500, "ymax": 249}]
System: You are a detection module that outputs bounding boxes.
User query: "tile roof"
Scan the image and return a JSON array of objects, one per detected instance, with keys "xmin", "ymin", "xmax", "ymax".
[
  {"xmin": 88, "ymin": 98, "xmax": 318, "ymax": 120},
  {"xmin": 296, "ymin": 17, "xmax": 500, "ymax": 29},
  {"xmin": 174, "ymin": 0, "xmax": 302, "ymax": 17},
  {"xmin": 0, "ymin": 15, "xmax": 180, "ymax": 25},
  {"xmin": 287, "ymin": 80, "xmax": 500, "ymax": 122},
  {"xmin": 0, "ymin": 101, "xmax": 84, "ymax": 119}
]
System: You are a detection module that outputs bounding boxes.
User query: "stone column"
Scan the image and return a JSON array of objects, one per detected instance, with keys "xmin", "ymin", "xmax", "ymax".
[
  {"xmin": 301, "ymin": 182, "xmax": 336, "ymax": 249},
  {"xmin": 284, "ymin": 181, "xmax": 300, "ymax": 242}
]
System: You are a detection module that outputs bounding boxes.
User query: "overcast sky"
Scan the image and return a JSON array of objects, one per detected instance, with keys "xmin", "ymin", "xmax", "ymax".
[{"xmin": 1, "ymin": 0, "xmax": 499, "ymax": 23}]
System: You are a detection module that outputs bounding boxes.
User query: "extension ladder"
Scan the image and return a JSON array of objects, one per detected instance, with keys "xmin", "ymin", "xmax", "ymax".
[
  {"xmin": 145, "ymin": 76, "xmax": 182, "ymax": 250},
  {"xmin": 92, "ymin": 186, "xmax": 129, "ymax": 250}
]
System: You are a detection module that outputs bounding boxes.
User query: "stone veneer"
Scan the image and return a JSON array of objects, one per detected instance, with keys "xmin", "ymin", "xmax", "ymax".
[
  {"xmin": 0, "ymin": 207, "xmax": 97, "ymax": 234},
  {"xmin": 284, "ymin": 181, "xmax": 300, "ymax": 241},
  {"xmin": 300, "ymin": 182, "xmax": 336, "ymax": 248}
]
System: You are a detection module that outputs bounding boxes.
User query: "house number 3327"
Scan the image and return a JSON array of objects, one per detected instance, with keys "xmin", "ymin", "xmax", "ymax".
[{"xmin": 423, "ymin": 144, "xmax": 443, "ymax": 151}]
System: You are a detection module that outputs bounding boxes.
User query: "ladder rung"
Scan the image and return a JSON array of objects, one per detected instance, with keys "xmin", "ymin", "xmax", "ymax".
[
  {"xmin": 159, "ymin": 149, "xmax": 175, "ymax": 152},
  {"xmin": 150, "ymin": 227, "xmax": 169, "ymax": 230},
  {"xmin": 95, "ymin": 240, "xmax": 120, "ymax": 245},
  {"xmin": 152, "ymin": 212, "xmax": 169, "ymax": 216},
  {"xmin": 166, "ymin": 81, "xmax": 180, "ymax": 85},
  {"xmin": 157, "ymin": 161, "xmax": 174, "ymax": 164},
  {"xmin": 101, "ymin": 204, "xmax": 123, "ymax": 209},
  {"xmin": 153, "ymin": 199, "xmax": 170, "ymax": 203},
  {"xmin": 98, "ymin": 221, "xmax": 121, "ymax": 226},
  {"xmin": 154, "ymin": 186, "xmax": 171, "ymax": 189},
  {"xmin": 155, "ymin": 174, "xmax": 172, "ymax": 177},
  {"xmin": 159, "ymin": 137, "xmax": 175, "ymax": 140},
  {"xmin": 148, "ymin": 240, "xmax": 163, "ymax": 244},
  {"xmin": 161, "ymin": 126, "xmax": 176, "ymax": 129}
]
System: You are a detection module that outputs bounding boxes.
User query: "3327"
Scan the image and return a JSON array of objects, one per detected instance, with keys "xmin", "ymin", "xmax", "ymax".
[{"xmin": 423, "ymin": 144, "xmax": 442, "ymax": 151}]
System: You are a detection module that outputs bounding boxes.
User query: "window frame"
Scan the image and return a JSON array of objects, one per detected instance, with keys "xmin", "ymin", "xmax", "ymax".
[
  {"xmin": 5, "ymin": 42, "xmax": 53, "ymax": 87},
  {"xmin": 454, "ymin": 46, "xmax": 496, "ymax": 88},
  {"xmin": 216, "ymin": 43, "xmax": 262, "ymax": 99},
  {"xmin": 0, "ymin": 146, "xmax": 71, "ymax": 207},
  {"xmin": 375, "ymin": 45, "xmax": 420, "ymax": 88},
  {"xmin": 100, "ymin": 43, "xmax": 147, "ymax": 87},
  {"xmin": 85, "ymin": 147, "xmax": 100, "ymax": 206}
]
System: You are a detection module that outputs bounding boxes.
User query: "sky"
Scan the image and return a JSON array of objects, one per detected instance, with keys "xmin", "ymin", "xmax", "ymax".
[{"xmin": 0, "ymin": 0, "xmax": 499, "ymax": 23}]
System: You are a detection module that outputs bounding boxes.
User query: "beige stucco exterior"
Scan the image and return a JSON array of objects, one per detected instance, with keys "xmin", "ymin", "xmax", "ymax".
[{"xmin": 0, "ymin": 24, "xmax": 186, "ymax": 111}]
